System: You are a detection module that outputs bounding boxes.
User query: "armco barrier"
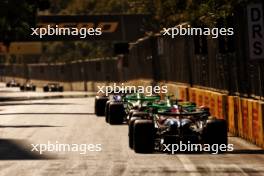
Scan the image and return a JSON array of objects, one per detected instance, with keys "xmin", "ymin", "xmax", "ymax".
[
  {"xmin": 237, "ymin": 98, "xmax": 243, "ymax": 137},
  {"xmin": 197, "ymin": 89, "xmax": 204, "ymax": 106},
  {"xmin": 187, "ymin": 88, "xmax": 228, "ymax": 120},
  {"xmin": 178, "ymin": 86, "xmax": 188, "ymax": 101},
  {"xmin": 209, "ymin": 92, "xmax": 217, "ymax": 117},
  {"xmin": 159, "ymin": 83, "xmax": 188, "ymax": 101},
  {"xmin": 258, "ymin": 102, "xmax": 264, "ymax": 147},
  {"xmin": 203, "ymin": 91, "xmax": 210, "ymax": 108},
  {"xmin": 250, "ymin": 101, "xmax": 263, "ymax": 146},
  {"xmin": 240, "ymin": 98, "xmax": 249, "ymax": 140},
  {"xmin": 189, "ymin": 88, "xmax": 197, "ymax": 103},
  {"xmin": 216, "ymin": 93, "xmax": 227, "ymax": 120},
  {"xmin": 248, "ymin": 100, "xmax": 254, "ymax": 142},
  {"xmin": 235, "ymin": 99, "xmax": 264, "ymax": 147},
  {"xmin": 163, "ymin": 83, "xmax": 178, "ymax": 97},
  {"xmin": 227, "ymin": 96, "xmax": 239, "ymax": 135}
]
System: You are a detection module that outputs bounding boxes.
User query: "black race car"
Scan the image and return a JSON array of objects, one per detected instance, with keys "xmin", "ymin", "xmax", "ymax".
[
  {"xmin": 94, "ymin": 87, "xmax": 127, "ymax": 117},
  {"xmin": 6, "ymin": 80, "xmax": 20, "ymax": 87},
  {"xmin": 129, "ymin": 106, "xmax": 227, "ymax": 154},
  {"xmin": 105, "ymin": 93, "xmax": 160, "ymax": 125},
  {"xmin": 43, "ymin": 83, "xmax": 64, "ymax": 92},
  {"xmin": 20, "ymin": 83, "xmax": 36, "ymax": 91}
]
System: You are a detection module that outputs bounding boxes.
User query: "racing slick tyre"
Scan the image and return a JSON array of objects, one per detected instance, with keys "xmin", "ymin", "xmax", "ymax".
[
  {"xmin": 20, "ymin": 86, "xmax": 25, "ymax": 91},
  {"xmin": 128, "ymin": 116, "xmax": 142, "ymax": 149},
  {"xmin": 59, "ymin": 86, "xmax": 64, "ymax": 92},
  {"xmin": 128, "ymin": 112, "xmax": 149, "ymax": 149},
  {"xmin": 43, "ymin": 86, "xmax": 49, "ymax": 92},
  {"xmin": 202, "ymin": 119, "xmax": 228, "ymax": 153},
  {"xmin": 105, "ymin": 101, "xmax": 111, "ymax": 123},
  {"xmin": 94, "ymin": 96, "xmax": 109, "ymax": 116},
  {"xmin": 108, "ymin": 102, "xmax": 126, "ymax": 125},
  {"xmin": 128, "ymin": 111, "xmax": 148, "ymax": 123},
  {"xmin": 51, "ymin": 87, "xmax": 57, "ymax": 92},
  {"xmin": 133, "ymin": 120, "xmax": 155, "ymax": 153}
]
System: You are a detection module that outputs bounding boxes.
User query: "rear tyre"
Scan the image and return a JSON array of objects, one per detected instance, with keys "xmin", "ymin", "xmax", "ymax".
[
  {"xmin": 105, "ymin": 101, "xmax": 111, "ymax": 123},
  {"xmin": 43, "ymin": 86, "xmax": 49, "ymax": 92},
  {"xmin": 133, "ymin": 120, "xmax": 155, "ymax": 153},
  {"xmin": 128, "ymin": 116, "xmax": 141, "ymax": 149},
  {"xmin": 51, "ymin": 87, "xmax": 56, "ymax": 92},
  {"xmin": 128, "ymin": 111, "xmax": 149, "ymax": 149},
  {"xmin": 59, "ymin": 86, "xmax": 64, "ymax": 92},
  {"xmin": 108, "ymin": 102, "xmax": 125, "ymax": 124},
  {"xmin": 20, "ymin": 86, "xmax": 25, "ymax": 91},
  {"xmin": 95, "ymin": 96, "xmax": 109, "ymax": 116},
  {"xmin": 202, "ymin": 119, "xmax": 228, "ymax": 153}
]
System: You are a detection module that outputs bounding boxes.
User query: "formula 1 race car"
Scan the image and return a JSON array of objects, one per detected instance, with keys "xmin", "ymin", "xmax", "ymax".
[
  {"xmin": 105, "ymin": 93, "xmax": 161, "ymax": 125},
  {"xmin": 95, "ymin": 89, "xmax": 138, "ymax": 118},
  {"xmin": 6, "ymin": 80, "xmax": 20, "ymax": 87},
  {"xmin": 128, "ymin": 105, "xmax": 227, "ymax": 154},
  {"xmin": 94, "ymin": 87, "xmax": 128, "ymax": 117},
  {"xmin": 43, "ymin": 83, "xmax": 64, "ymax": 92},
  {"xmin": 20, "ymin": 83, "xmax": 36, "ymax": 91}
]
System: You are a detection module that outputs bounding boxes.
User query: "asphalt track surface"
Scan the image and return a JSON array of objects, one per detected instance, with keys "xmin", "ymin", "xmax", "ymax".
[{"xmin": 0, "ymin": 89, "xmax": 264, "ymax": 175}]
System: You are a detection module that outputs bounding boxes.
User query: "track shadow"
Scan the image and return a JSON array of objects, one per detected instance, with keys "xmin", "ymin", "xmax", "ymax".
[
  {"xmin": 0, "ymin": 102, "xmax": 74, "ymax": 106},
  {"xmin": 228, "ymin": 149, "xmax": 264, "ymax": 154},
  {"xmin": 0, "ymin": 113, "xmax": 94, "ymax": 116},
  {"xmin": 0, "ymin": 125, "xmax": 63, "ymax": 128},
  {"xmin": 0, "ymin": 139, "xmax": 54, "ymax": 160},
  {"xmin": 0, "ymin": 90, "xmax": 20, "ymax": 93},
  {"xmin": 0, "ymin": 94, "xmax": 93, "ymax": 102}
]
